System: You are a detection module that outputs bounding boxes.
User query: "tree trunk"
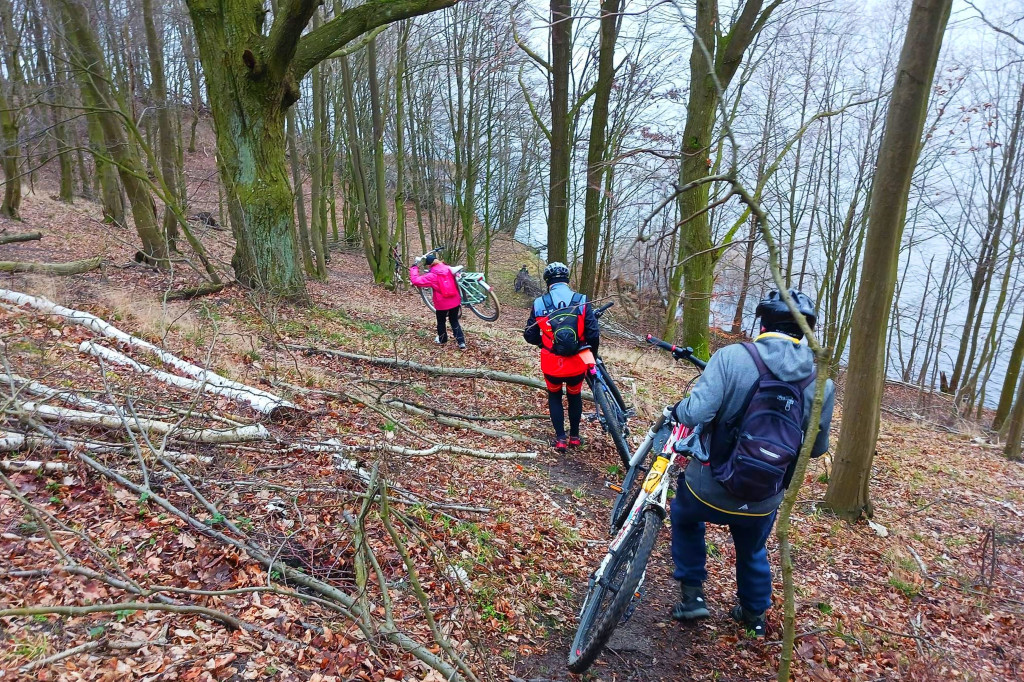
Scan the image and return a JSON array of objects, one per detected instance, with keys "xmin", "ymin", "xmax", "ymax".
[
  {"xmin": 547, "ymin": 0, "xmax": 572, "ymax": 264},
  {"xmin": 186, "ymin": 1, "xmax": 304, "ymax": 297},
  {"xmin": 288, "ymin": 108, "xmax": 315, "ymax": 275},
  {"xmin": 0, "ymin": 0, "xmax": 23, "ymax": 218},
  {"xmin": 663, "ymin": 0, "xmax": 780, "ymax": 356},
  {"xmin": 825, "ymin": 0, "xmax": 952, "ymax": 520},
  {"xmin": 994, "ymin": 322, "xmax": 1024, "ymax": 431},
  {"xmin": 57, "ymin": 0, "xmax": 167, "ymax": 263},
  {"xmin": 367, "ymin": 36, "xmax": 392, "ymax": 284},
  {"xmin": 579, "ymin": 0, "xmax": 621, "ymax": 297},
  {"xmin": 142, "ymin": 0, "xmax": 181, "ymax": 249},
  {"xmin": 1004, "ymin": 368, "xmax": 1024, "ymax": 461}
]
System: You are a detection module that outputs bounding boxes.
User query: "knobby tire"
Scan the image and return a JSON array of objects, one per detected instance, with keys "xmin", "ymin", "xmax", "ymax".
[
  {"xmin": 419, "ymin": 286, "xmax": 436, "ymax": 312},
  {"xmin": 593, "ymin": 379, "xmax": 630, "ymax": 467},
  {"xmin": 567, "ymin": 508, "xmax": 663, "ymax": 674},
  {"xmin": 610, "ymin": 444, "xmax": 653, "ymax": 532},
  {"xmin": 467, "ymin": 285, "xmax": 500, "ymax": 321}
]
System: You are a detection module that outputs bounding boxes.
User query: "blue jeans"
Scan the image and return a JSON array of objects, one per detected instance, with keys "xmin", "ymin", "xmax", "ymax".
[{"xmin": 670, "ymin": 476, "xmax": 777, "ymax": 613}]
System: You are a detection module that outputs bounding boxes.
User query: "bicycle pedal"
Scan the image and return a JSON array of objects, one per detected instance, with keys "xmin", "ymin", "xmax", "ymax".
[{"xmin": 605, "ymin": 481, "xmax": 623, "ymax": 493}]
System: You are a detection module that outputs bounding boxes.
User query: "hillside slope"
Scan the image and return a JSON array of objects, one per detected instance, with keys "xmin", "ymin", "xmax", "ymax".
[{"xmin": 0, "ymin": 175, "xmax": 1022, "ymax": 681}]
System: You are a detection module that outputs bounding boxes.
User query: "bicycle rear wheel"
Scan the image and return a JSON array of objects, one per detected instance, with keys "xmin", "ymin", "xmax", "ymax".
[
  {"xmin": 419, "ymin": 286, "xmax": 436, "ymax": 312},
  {"xmin": 592, "ymin": 379, "xmax": 630, "ymax": 467},
  {"xmin": 467, "ymin": 285, "xmax": 500, "ymax": 321},
  {"xmin": 567, "ymin": 508, "xmax": 663, "ymax": 674}
]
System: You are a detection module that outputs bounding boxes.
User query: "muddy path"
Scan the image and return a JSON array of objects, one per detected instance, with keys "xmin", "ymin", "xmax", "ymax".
[{"xmin": 515, "ymin": 437, "xmax": 774, "ymax": 682}]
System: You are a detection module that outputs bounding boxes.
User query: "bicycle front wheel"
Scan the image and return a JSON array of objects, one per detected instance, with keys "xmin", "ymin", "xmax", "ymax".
[
  {"xmin": 567, "ymin": 508, "xmax": 664, "ymax": 674},
  {"xmin": 467, "ymin": 284, "xmax": 500, "ymax": 321},
  {"xmin": 592, "ymin": 379, "xmax": 630, "ymax": 467},
  {"xmin": 419, "ymin": 286, "xmax": 436, "ymax": 312}
]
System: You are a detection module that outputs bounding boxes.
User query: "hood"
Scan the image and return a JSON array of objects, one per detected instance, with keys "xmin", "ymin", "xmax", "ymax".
[{"xmin": 754, "ymin": 335, "xmax": 815, "ymax": 382}]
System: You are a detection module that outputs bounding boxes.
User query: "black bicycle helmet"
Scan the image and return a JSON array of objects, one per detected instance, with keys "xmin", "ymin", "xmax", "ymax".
[
  {"xmin": 543, "ymin": 261, "xmax": 570, "ymax": 285},
  {"xmin": 756, "ymin": 289, "xmax": 817, "ymax": 329}
]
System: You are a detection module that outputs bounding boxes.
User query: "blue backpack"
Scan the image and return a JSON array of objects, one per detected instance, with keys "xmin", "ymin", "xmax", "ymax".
[{"xmin": 711, "ymin": 343, "xmax": 815, "ymax": 502}]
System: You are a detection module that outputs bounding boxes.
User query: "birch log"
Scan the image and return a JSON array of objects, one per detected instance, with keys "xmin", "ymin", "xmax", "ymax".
[
  {"xmin": 14, "ymin": 401, "xmax": 269, "ymax": 443},
  {"xmin": 0, "ymin": 288, "xmax": 297, "ymax": 419}
]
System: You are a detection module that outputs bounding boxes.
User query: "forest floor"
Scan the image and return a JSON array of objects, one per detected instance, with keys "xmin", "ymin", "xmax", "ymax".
[{"xmin": 1, "ymin": 159, "xmax": 1024, "ymax": 681}]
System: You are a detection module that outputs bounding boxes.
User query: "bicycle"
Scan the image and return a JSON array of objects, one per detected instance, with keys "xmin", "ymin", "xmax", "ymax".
[
  {"xmin": 415, "ymin": 245, "xmax": 501, "ymax": 322},
  {"xmin": 567, "ymin": 334, "xmax": 708, "ymax": 674},
  {"xmin": 586, "ymin": 302, "xmax": 634, "ymax": 467}
]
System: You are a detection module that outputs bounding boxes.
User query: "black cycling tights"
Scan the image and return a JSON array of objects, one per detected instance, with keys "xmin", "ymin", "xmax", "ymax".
[{"xmin": 548, "ymin": 389, "xmax": 583, "ymax": 440}]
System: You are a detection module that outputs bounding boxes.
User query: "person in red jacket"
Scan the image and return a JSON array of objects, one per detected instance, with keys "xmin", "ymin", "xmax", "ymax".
[
  {"xmin": 523, "ymin": 262, "xmax": 600, "ymax": 450},
  {"xmin": 409, "ymin": 254, "xmax": 466, "ymax": 350}
]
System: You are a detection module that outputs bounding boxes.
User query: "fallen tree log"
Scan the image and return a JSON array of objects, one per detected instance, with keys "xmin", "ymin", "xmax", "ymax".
[
  {"xmin": 0, "ymin": 288, "xmax": 298, "ymax": 420},
  {"xmin": 290, "ymin": 344, "xmax": 595, "ymax": 401},
  {"xmin": 163, "ymin": 281, "xmax": 226, "ymax": 301},
  {"xmin": 81, "ymin": 340, "xmax": 284, "ymax": 418},
  {"xmin": 11, "ymin": 401, "xmax": 269, "ymax": 443},
  {"xmin": 0, "ymin": 257, "xmax": 102, "ymax": 275},
  {"xmin": 323, "ymin": 439, "xmax": 537, "ymax": 461},
  {"xmin": 3, "ymin": 372, "xmax": 120, "ymax": 415},
  {"xmin": 0, "ymin": 230, "xmax": 42, "ymax": 245},
  {"xmin": 0, "ymin": 430, "xmax": 210, "ymax": 463}
]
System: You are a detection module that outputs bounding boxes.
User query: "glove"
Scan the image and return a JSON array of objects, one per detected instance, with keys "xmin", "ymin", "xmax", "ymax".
[{"xmin": 671, "ymin": 399, "xmax": 687, "ymax": 422}]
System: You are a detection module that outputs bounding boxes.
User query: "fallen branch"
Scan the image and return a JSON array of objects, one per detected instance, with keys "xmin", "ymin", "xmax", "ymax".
[
  {"xmin": 12, "ymin": 400, "xmax": 269, "ymax": 443},
  {"xmin": 332, "ymin": 441, "xmax": 537, "ymax": 461},
  {"xmin": 0, "ymin": 429, "xmax": 210, "ymax": 463},
  {"xmin": 0, "ymin": 230, "xmax": 42, "ymax": 245},
  {"xmin": 19, "ymin": 625, "xmax": 169, "ymax": 673},
  {"xmin": 0, "ymin": 601, "xmax": 245, "ymax": 630},
  {"xmin": 385, "ymin": 399, "xmax": 545, "ymax": 446},
  {"xmin": 0, "ymin": 257, "xmax": 103, "ymax": 275},
  {"xmin": 163, "ymin": 281, "xmax": 226, "ymax": 301},
  {"xmin": 0, "ymin": 458, "xmax": 68, "ymax": 472},
  {"xmin": 0, "ymin": 288, "xmax": 297, "ymax": 419},
  {"xmin": 289, "ymin": 344, "xmax": 594, "ymax": 401}
]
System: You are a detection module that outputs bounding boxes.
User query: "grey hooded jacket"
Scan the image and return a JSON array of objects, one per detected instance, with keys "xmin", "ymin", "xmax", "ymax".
[{"xmin": 674, "ymin": 334, "xmax": 836, "ymax": 515}]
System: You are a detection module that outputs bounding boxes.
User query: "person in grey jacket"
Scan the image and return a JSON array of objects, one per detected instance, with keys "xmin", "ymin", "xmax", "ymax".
[{"xmin": 669, "ymin": 289, "xmax": 835, "ymax": 638}]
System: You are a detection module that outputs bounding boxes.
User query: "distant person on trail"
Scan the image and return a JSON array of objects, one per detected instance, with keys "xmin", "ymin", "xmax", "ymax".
[
  {"xmin": 523, "ymin": 262, "xmax": 600, "ymax": 451},
  {"xmin": 409, "ymin": 254, "xmax": 466, "ymax": 350},
  {"xmin": 668, "ymin": 289, "xmax": 835, "ymax": 638}
]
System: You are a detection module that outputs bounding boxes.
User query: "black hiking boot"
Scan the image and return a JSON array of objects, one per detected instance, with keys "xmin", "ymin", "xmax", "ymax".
[
  {"xmin": 729, "ymin": 604, "xmax": 766, "ymax": 639},
  {"xmin": 671, "ymin": 583, "xmax": 710, "ymax": 621}
]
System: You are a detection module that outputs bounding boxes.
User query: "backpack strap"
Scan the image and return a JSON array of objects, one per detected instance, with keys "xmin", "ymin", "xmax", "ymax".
[
  {"xmin": 541, "ymin": 293, "xmax": 555, "ymax": 314},
  {"xmin": 571, "ymin": 293, "xmax": 584, "ymax": 336},
  {"xmin": 742, "ymin": 342, "xmax": 772, "ymax": 378}
]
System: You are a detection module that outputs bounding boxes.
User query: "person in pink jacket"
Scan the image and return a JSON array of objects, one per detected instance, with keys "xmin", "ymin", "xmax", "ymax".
[{"xmin": 409, "ymin": 254, "xmax": 466, "ymax": 349}]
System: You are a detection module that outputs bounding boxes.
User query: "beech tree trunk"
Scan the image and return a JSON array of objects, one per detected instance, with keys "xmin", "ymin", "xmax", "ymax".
[
  {"xmin": 662, "ymin": 0, "xmax": 781, "ymax": 356},
  {"xmin": 0, "ymin": 0, "xmax": 23, "ymax": 218},
  {"xmin": 825, "ymin": 0, "xmax": 952, "ymax": 520},
  {"xmin": 547, "ymin": 0, "xmax": 572, "ymax": 264},
  {"xmin": 57, "ymin": 0, "xmax": 168, "ymax": 263},
  {"xmin": 579, "ymin": 0, "xmax": 621, "ymax": 297},
  {"xmin": 142, "ymin": 0, "xmax": 181, "ymax": 249}
]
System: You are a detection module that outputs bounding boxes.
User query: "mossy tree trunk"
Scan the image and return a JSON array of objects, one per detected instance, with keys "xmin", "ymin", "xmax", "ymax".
[
  {"xmin": 662, "ymin": 0, "xmax": 782, "ymax": 357},
  {"xmin": 825, "ymin": 0, "xmax": 952, "ymax": 520},
  {"xmin": 184, "ymin": 0, "xmax": 456, "ymax": 298}
]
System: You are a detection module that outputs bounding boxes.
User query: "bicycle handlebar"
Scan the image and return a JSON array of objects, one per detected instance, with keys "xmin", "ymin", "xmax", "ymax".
[
  {"xmin": 645, "ymin": 334, "xmax": 707, "ymax": 371},
  {"xmin": 594, "ymin": 302, "xmax": 614, "ymax": 318}
]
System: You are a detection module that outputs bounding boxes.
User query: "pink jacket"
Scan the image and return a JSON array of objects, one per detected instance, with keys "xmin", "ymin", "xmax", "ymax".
[{"xmin": 409, "ymin": 263, "xmax": 462, "ymax": 311}]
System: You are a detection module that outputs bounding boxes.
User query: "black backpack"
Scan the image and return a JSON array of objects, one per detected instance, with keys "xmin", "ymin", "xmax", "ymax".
[
  {"xmin": 541, "ymin": 292, "xmax": 585, "ymax": 357},
  {"xmin": 710, "ymin": 343, "xmax": 815, "ymax": 502}
]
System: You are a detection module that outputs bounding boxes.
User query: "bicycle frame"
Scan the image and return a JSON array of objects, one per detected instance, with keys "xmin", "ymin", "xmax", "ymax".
[{"xmin": 455, "ymin": 271, "xmax": 492, "ymax": 305}]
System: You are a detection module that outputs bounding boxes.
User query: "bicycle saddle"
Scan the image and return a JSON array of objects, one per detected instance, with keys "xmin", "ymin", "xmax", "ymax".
[{"xmin": 673, "ymin": 425, "xmax": 710, "ymax": 463}]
